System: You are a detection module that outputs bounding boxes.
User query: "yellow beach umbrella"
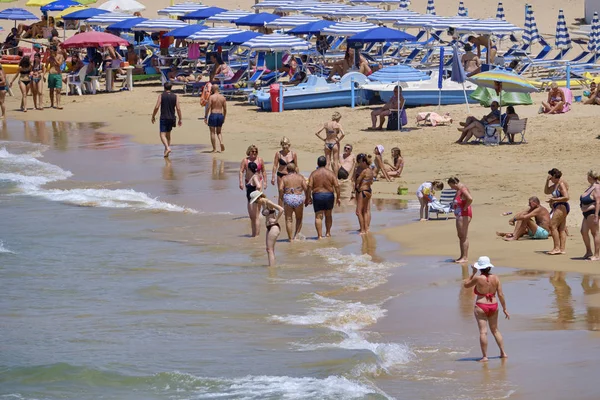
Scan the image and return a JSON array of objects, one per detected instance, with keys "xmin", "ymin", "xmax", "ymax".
[
  {"xmin": 75, "ymin": 0, "xmax": 97, "ymax": 5},
  {"xmin": 0, "ymin": 0, "xmax": 19, "ymax": 3},
  {"xmin": 25, "ymin": 0, "xmax": 54, "ymax": 6},
  {"xmin": 54, "ymin": 5, "xmax": 87, "ymax": 19}
]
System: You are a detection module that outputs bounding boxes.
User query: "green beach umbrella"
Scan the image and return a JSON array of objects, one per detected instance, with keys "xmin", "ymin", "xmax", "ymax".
[{"xmin": 469, "ymin": 87, "xmax": 533, "ymax": 107}]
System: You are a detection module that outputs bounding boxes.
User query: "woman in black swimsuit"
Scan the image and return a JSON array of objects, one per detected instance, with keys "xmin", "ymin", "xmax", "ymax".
[
  {"xmin": 249, "ymin": 191, "xmax": 283, "ymax": 267},
  {"xmin": 580, "ymin": 170, "xmax": 600, "ymax": 261},
  {"xmin": 239, "ymin": 145, "xmax": 266, "ymax": 237},
  {"xmin": 31, "ymin": 53, "xmax": 44, "ymax": 110},
  {"xmin": 10, "ymin": 56, "xmax": 32, "ymax": 112},
  {"xmin": 545, "ymin": 168, "xmax": 570, "ymax": 255},
  {"xmin": 0, "ymin": 64, "xmax": 6, "ymax": 119},
  {"xmin": 355, "ymin": 153, "xmax": 374, "ymax": 234},
  {"xmin": 271, "ymin": 136, "xmax": 297, "ymax": 205},
  {"xmin": 315, "ymin": 111, "xmax": 345, "ymax": 174}
]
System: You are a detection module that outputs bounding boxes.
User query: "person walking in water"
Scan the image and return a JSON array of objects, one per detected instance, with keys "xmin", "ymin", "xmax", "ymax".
[
  {"xmin": 448, "ymin": 176, "xmax": 473, "ymax": 263},
  {"xmin": 205, "ymin": 85, "xmax": 226, "ymax": 153},
  {"xmin": 152, "ymin": 82, "xmax": 182, "ymax": 158},
  {"xmin": 279, "ymin": 163, "xmax": 307, "ymax": 242},
  {"xmin": 463, "ymin": 256, "xmax": 509, "ymax": 362},
  {"xmin": 249, "ymin": 191, "xmax": 283, "ymax": 267},
  {"xmin": 306, "ymin": 156, "xmax": 340, "ymax": 239}
]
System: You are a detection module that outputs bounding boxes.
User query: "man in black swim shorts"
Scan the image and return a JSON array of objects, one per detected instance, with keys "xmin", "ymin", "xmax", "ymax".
[
  {"xmin": 205, "ymin": 85, "xmax": 227, "ymax": 153},
  {"xmin": 306, "ymin": 156, "xmax": 340, "ymax": 239},
  {"xmin": 338, "ymin": 143, "xmax": 355, "ymax": 181}
]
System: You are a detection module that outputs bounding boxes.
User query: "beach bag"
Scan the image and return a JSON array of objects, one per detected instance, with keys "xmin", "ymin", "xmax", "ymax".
[
  {"xmin": 386, "ymin": 110, "xmax": 408, "ymax": 130},
  {"xmin": 200, "ymin": 82, "xmax": 212, "ymax": 107},
  {"xmin": 484, "ymin": 125, "xmax": 501, "ymax": 146}
]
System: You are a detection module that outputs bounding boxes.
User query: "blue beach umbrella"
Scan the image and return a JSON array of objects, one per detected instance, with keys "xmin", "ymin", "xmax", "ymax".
[
  {"xmin": 555, "ymin": 9, "xmax": 572, "ymax": 49},
  {"xmin": 0, "ymin": 8, "xmax": 39, "ymax": 26},
  {"xmin": 41, "ymin": 0, "xmax": 81, "ymax": 12},
  {"xmin": 588, "ymin": 12, "xmax": 599, "ymax": 53},
  {"xmin": 321, "ymin": 21, "xmax": 378, "ymax": 37},
  {"xmin": 158, "ymin": 3, "xmax": 208, "ymax": 17},
  {"xmin": 368, "ymin": 65, "xmax": 430, "ymax": 82},
  {"xmin": 183, "ymin": 6, "xmax": 227, "ymax": 20},
  {"xmin": 62, "ymin": 8, "xmax": 109, "ymax": 20},
  {"xmin": 275, "ymin": 1, "xmax": 321, "ymax": 13},
  {"xmin": 399, "ymin": 0, "xmax": 409, "ymax": 9},
  {"xmin": 303, "ymin": 4, "xmax": 351, "ymax": 17},
  {"xmin": 426, "ymin": 0, "xmax": 436, "ymax": 16},
  {"xmin": 214, "ymin": 31, "xmax": 262, "ymax": 46},
  {"xmin": 366, "ymin": 10, "xmax": 419, "ymax": 24},
  {"xmin": 393, "ymin": 15, "xmax": 441, "ymax": 28},
  {"xmin": 457, "ymin": 1, "xmax": 466, "ymax": 17},
  {"xmin": 162, "ymin": 24, "xmax": 207, "ymax": 38},
  {"xmin": 426, "ymin": 16, "xmax": 476, "ymax": 30},
  {"xmin": 287, "ymin": 20, "xmax": 335, "ymax": 35},
  {"xmin": 130, "ymin": 19, "xmax": 188, "ymax": 32},
  {"xmin": 187, "ymin": 27, "xmax": 244, "ymax": 43},
  {"xmin": 207, "ymin": 10, "xmax": 253, "ymax": 24},
  {"xmin": 496, "ymin": 2, "xmax": 505, "ymax": 20},
  {"xmin": 253, "ymin": 0, "xmax": 296, "ymax": 10},
  {"xmin": 86, "ymin": 12, "xmax": 138, "ymax": 26},
  {"xmin": 240, "ymin": 33, "xmax": 311, "ymax": 52},
  {"xmin": 455, "ymin": 19, "xmax": 523, "ymax": 35},
  {"xmin": 451, "ymin": 44, "xmax": 470, "ymax": 111},
  {"xmin": 523, "ymin": 4, "xmax": 540, "ymax": 46},
  {"xmin": 235, "ymin": 12, "xmax": 278, "ymax": 27},
  {"xmin": 106, "ymin": 17, "xmax": 147, "ymax": 32},
  {"xmin": 347, "ymin": 27, "xmax": 416, "ymax": 44},
  {"xmin": 266, "ymin": 16, "xmax": 320, "ymax": 29},
  {"xmin": 333, "ymin": 6, "xmax": 383, "ymax": 19}
]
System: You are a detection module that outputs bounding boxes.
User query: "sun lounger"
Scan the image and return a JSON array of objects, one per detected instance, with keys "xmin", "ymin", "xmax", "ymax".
[{"xmin": 428, "ymin": 189, "xmax": 457, "ymax": 220}]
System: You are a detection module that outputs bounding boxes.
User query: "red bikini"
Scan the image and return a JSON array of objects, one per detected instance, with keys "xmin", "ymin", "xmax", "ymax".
[{"xmin": 474, "ymin": 275, "xmax": 498, "ymax": 316}]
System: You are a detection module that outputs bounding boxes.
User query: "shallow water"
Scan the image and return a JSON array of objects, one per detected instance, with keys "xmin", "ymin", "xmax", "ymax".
[{"xmin": 1, "ymin": 120, "xmax": 599, "ymax": 400}]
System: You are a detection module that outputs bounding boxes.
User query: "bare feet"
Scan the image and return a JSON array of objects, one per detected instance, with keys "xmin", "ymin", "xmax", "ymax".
[
  {"xmin": 454, "ymin": 258, "xmax": 468, "ymax": 263},
  {"xmin": 164, "ymin": 149, "xmax": 171, "ymax": 158},
  {"xmin": 359, "ymin": 231, "xmax": 366, "ymax": 235},
  {"xmin": 56, "ymin": 106, "xmax": 63, "ymax": 110},
  {"xmin": 546, "ymin": 250, "xmax": 562, "ymax": 255},
  {"xmin": 459, "ymin": 122, "xmax": 466, "ymax": 126},
  {"xmin": 326, "ymin": 233, "xmax": 331, "ymax": 238},
  {"xmin": 503, "ymin": 236, "xmax": 516, "ymax": 241},
  {"xmin": 220, "ymin": 143, "xmax": 225, "ymax": 152},
  {"xmin": 589, "ymin": 256, "xmax": 600, "ymax": 261},
  {"xmin": 496, "ymin": 231, "xmax": 509, "ymax": 237},
  {"xmin": 419, "ymin": 218, "xmax": 427, "ymax": 222},
  {"xmin": 500, "ymin": 353, "xmax": 508, "ymax": 359},
  {"xmin": 478, "ymin": 357, "xmax": 489, "ymax": 362}
]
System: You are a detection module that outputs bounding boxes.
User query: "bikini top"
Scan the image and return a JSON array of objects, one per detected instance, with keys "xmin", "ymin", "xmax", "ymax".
[
  {"xmin": 262, "ymin": 208, "xmax": 275, "ymax": 217},
  {"xmin": 474, "ymin": 274, "xmax": 495, "ymax": 300},
  {"xmin": 580, "ymin": 187, "xmax": 595, "ymax": 206},
  {"xmin": 279, "ymin": 151, "xmax": 292, "ymax": 166},
  {"xmin": 20, "ymin": 67, "xmax": 31, "ymax": 75},
  {"xmin": 552, "ymin": 185, "xmax": 561, "ymax": 198},
  {"xmin": 284, "ymin": 185, "xmax": 303, "ymax": 194}
]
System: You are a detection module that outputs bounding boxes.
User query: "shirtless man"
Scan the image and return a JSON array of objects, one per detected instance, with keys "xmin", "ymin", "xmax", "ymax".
[
  {"xmin": 468, "ymin": 35, "xmax": 497, "ymax": 64},
  {"xmin": 45, "ymin": 45, "xmax": 64, "ymax": 110},
  {"xmin": 306, "ymin": 156, "xmax": 341, "ymax": 239},
  {"xmin": 497, "ymin": 197, "xmax": 551, "ymax": 241},
  {"xmin": 370, "ymin": 85, "xmax": 404, "ymax": 130},
  {"xmin": 152, "ymin": 82, "xmax": 182, "ymax": 157},
  {"xmin": 461, "ymin": 43, "xmax": 481, "ymax": 76},
  {"xmin": 338, "ymin": 143, "xmax": 355, "ymax": 181},
  {"xmin": 205, "ymin": 85, "xmax": 227, "ymax": 153}
]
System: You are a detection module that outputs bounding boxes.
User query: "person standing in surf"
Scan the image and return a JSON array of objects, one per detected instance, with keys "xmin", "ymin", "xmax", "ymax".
[
  {"xmin": 448, "ymin": 176, "xmax": 473, "ymax": 263},
  {"xmin": 152, "ymin": 82, "xmax": 182, "ymax": 158},
  {"xmin": 306, "ymin": 156, "xmax": 340, "ymax": 239},
  {"xmin": 205, "ymin": 85, "xmax": 227, "ymax": 153}
]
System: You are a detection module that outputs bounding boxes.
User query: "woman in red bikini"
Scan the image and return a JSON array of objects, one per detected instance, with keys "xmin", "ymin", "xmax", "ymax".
[
  {"xmin": 463, "ymin": 256, "xmax": 509, "ymax": 362},
  {"xmin": 448, "ymin": 177, "xmax": 473, "ymax": 263}
]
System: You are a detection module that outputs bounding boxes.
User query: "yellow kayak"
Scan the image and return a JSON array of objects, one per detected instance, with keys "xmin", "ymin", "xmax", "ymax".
[
  {"xmin": 528, "ymin": 72, "xmax": 600, "ymax": 88},
  {"xmin": 1, "ymin": 64, "xmax": 19, "ymax": 75}
]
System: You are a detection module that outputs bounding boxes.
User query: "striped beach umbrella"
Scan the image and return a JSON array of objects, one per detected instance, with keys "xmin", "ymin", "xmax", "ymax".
[
  {"xmin": 495, "ymin": 2, "xmax": 505, "ymax": 20},
  {"xmin": 523, "ymin": 4, "xmax": 540, "ymax": 45},
  {"xmin": 275, "ymin": 1, "xmax": 321, "ymax": 13},
  {"xmin": 206, "ymin": 10, "xmax": 253, "ymax": 23},
  {"xmin": 158, "ymin": 3, "xmax": 207, "ymax": 17},
  {"xmin": 426, "ymin": 0, "xmax": 435, "ymax": 16},
  {"xmin": 426, "ymin": 16, "xmax": 477, "ymax": 30},
  {"xmin": 187, "ymin": 27, "xmax": 244, "ymax": 42},
  {"xmin": 86, "ymin": 12, "xmax": 137, "ymax": 25},
  {"xmin": 399, "ymin": 0, "xmax": 409, "ymax": 9},
  {"xmin": 235, "ymin": 12, "xmax": 278, "ymax": 27},
  {"xmin": 321, "ymin": 21, "xmax": 378, "ymax": 36},
  {"xmin": 162, "ymin": 24, "xmax": 206, "ymax": 38},
  {"xmin": 469, "ymin": 69, "xmax": 538, "ymax": 93},
  {"xmin": 240, "ymin": 33, "xmax": 311, "ymax": 51},
  {"xmin": 588, "ymin": 12, "xmax": 599, "ymax": 53},
  {"xmin": 457, "ymin": 1, "xmax": 466, "ymax": 17},
  {"xmin": 394, "ymin": 14, "xmax": 441, "ymax": 28},
  {"xmin": 0, "ymin": 8, "xmax": 39, "ymax": 21},
  {"xmin": 454, "ymin": 18, "xmax": 523, "ymax": 35},
  {"xmin": 333, "ymin": 6, "xmax": 383, "ymax": 18},
  {"xmin": 366, "ymin": 10, "xmax": 419, "ymax": 24},
  {"xmin": 131, "ymin": 18, "xmax": 188, "ymax": 32},
  {"xmin": 106, "ymin": 17, "xmax": 146, "ymax": 32},
  {"xmin": 555, "ymin": 9, "xmax": 572, "ymax": 49},
  {"xmin": 266, "ymin": 15, "xmax": 320, "ymax": 29},
  {"xmin": 303, "ymin": 4, "xmax": 351, "ymax": 17},
  {"xmin": 253, "ymin": 0, "xmax": 296, "ymax": 10}
]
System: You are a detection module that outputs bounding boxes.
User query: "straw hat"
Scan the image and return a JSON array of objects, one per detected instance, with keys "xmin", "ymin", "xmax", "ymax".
[
  {"xmin": 474, "ymin": 256, "xmax": 494, "ymax": 270},
  {"xmin": 249, "ymin": 190, "xmax": 263, "ymax": 204}
]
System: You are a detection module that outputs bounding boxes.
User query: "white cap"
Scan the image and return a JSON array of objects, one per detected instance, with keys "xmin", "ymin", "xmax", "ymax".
[
  {"xmin": 376, "ymin": 145, "xmax": 384, "ymax": 154},
  {"xmin": 474, "ymin": 256, "xmax": 494, "ymax": 270},
  {"xmin": 249, "ymin": 190, "xmax": 263, "ymax": 204}
]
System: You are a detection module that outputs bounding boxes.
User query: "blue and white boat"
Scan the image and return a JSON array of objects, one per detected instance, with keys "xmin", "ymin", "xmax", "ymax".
[{"xmin": 253, "ymin": 72, "xmax": 371, "ymax": 111}]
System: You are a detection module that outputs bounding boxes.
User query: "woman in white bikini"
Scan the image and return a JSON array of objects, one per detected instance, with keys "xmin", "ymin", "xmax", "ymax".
[
  {"xmin": 271, "ymin": 137, "xmax": 298, "ymax": 205},
  {"xmin": 249, "ymin": 191, "xmax": 284, "ymax": 267},
  {"xmin": 315, "ymin": 111, "xmax": 345, "ymax": 173}
]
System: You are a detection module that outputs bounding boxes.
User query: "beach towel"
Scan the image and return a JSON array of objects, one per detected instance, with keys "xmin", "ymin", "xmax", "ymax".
[
  {"xmin": 416, "ymin": 112, "xmax": 453, "ymax": 127},
  {"xmin": 188, "ymin": 43, "xmax": 200, "ymax": 60},
  {"xmin": 200, "ymin": 82, "xmax": 212, "ymax": 107},
  {"xmin": 560, "ymin": 87, "xmax": 572, "ymax": 113}
]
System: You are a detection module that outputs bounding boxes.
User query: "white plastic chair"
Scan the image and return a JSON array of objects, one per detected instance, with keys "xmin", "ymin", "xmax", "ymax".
[
  {"xmin": 503, "ymin": 118, "xmax": 528, "ymax": 144},
  {"xmin": 66, "ymin": 68, "xmax": 87, "ymax": 96}
]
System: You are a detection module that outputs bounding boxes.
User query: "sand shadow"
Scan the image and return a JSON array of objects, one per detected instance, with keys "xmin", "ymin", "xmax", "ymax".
[{"xmin": 456, "ymin": 356, "xmax": 504, "ymax": 362}]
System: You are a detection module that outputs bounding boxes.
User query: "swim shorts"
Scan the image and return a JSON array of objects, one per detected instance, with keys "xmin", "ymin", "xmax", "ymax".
[
  {"xmin": 159, "ymin": 119, "xmax": 175, "ymax": 133},
  {"xmin": 528, "ymin": 226, "xmax": 549, "ymax": 240},
  {"xmin": 208, "ymin": 113, "xmax": 225, "ymax": 128},
  {"xmin": 312, "ymin": 192, "xmax": 334, "ymax": 213},
  {"xmin": 48, "ymin": 73, "xmax": 62, "ymax": 89}
]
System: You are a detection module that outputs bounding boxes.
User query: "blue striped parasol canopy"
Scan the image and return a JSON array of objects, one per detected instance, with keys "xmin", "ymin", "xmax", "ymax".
[
  {"xmin": 454, "ymin": 19, "xmax": 523, "ymax": 35},
  {"xmin": 332, "ymin": 5, "xmax": 383, "ymax": 18},
  {"xmin": 235, "ymin": 12, "xmax": 278, "ymax": 27},
  {"xmin": 366, "ymin": 10, "xmax": 420, "ymax": 23},
  {"xmin": 130, "ymin": 18, "xmax": 188, "ymax": 32},
  {"xmin": 368, "ymin": 64, "xmax": 430, "ymax": 82},
  {"xmin": 349, "ymin": 0, "xmax": 403, "ymax": 3},
  {"xmin": 302, "ymin": 4, "xmax": 351, "ymax": 17},
  {"xmin": 252, "ymin": 0, "xmax": 296, "ymax": 10},
  {"xmin": 183, "ymin": 6, "xmax": 227, "ymax": 20},
  {"xmin": 106, "ymin": 17, "xmax": 147, "ymax": 32},
  {"xmin": 495, "ymin": 2, "xmax": 505, "ymax": 20},
  {"xmin": 62, "ymin": 8, "xmax": 110, "ymax": 21},
  {"xmin": 426, "ymin": 0, "xmax": 435, "ymax": 15},
  {"xmin": 0, "ymin": 8, "xmax": 39, "ymax": 21},
  {"xmin": 393, "ymin": 14, "xmax": 441, "ymax": 28},
  {"xmin": 399, "ymin": 0, "xmax": 409, "ymax": 9},
  {"xmin": 347, "ymin": 27, "xmax": 416, "ymax": 43},
  {"xmin": 275, "ymin": 1, "xmax": 322, "ymax": 13},
  {"xmin": 186, "ymin": 27, "xmax": 244, "ymax": 42},
  {"xmin": 555, "ymin": 9, "xmax": 572, "ymax": 49},
  {"xmin": 240, "ymin": 33, "xmax": 311, "ymax": 51},
  {"xmin": 266, "ymin": 15, "xmax": 320, "ymax": 29},
  {"xmin": 158, "ymin": 2, "xmax": 207, "ymax": 17},
  {"xmin": 426, "ymin": 16, "xmax": 476, "ymax": 30},
  {"xmin": 214, "ymin": 31, "xmax": 262, "ymax": 46},
  {"xmin": 287, "ymin": 20, "xmax": 335, "ymax": 35},
  {"xmin": 321, "ymin": 21, "xmax": 378, "ymax": 36},
  {"xmin": 457, "ymin": 1, "xmax": 466, "ymax": 17},
  {"xmin": 523, "ymin": 4, "xmax": 540, "ymax": 45},
  {"xmin": 206, "ymin": 10, "xmax": 253, "ymax": 23},
  {"xmin": 86, "ymin": 12, "xmax": 138, "ymax": 26},
  {"xmin": 162, "ymin": 24, "xmax": 207, "ymax": 38},
  {"xmin": 588, "ymin": 12, "xmax": 599, "ymax": 53},
  {"xmin": 41, "ymin": 0, "xmax": 81, "ymax": 12}
]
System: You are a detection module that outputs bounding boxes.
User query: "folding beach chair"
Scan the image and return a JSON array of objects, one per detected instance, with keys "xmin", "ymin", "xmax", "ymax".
[
  {"xmin": 502, "ymin": 118, "xmax": 528, "ymax": 144},
  {"xmin": 428, "ymin": 189, "xmax": 457, "ymax": 220}
]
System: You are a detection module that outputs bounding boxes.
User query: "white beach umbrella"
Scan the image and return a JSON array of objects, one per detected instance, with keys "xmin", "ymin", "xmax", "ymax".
[
  {"xmin": 495, "ymin": 2, "xmax": 505, "ymax": 20},
  {"xmin": 86, "ymin": 12, "xmax": 138, "ymax": 25},
  {"xmin": 302, "ymin": 4, "xmax": 351, "ymax": 17},
  {"xmin": 333, "ymin": 6, "xmax": 383, "ymax": 18},
  {"xmin": 97, "ymin": 0, "xmax": 145, "ymax": 14},
  {"xmin": 555, "ymin": 9, "xmax": 572, "ymax": 49},
  {"xmin": 158, "ymin": 3, "xmax": 207, "ymax": 17},
  {"xmin": 321, "ymin": 21, "xmax": 378, "ymax": 36},
  {"xmin": 588, "ymin": 12, "xmax": 599, "ymax": 53},
  {"xmin": 131, "ymin": 18, "xmax": 188, "ymax": 32},
  {"xmin": 366, "ymin": 10, "xmax": 420, "ymax": 24},
  {"xmin": 393, "ymin": 14, "xmax": 440, "ymax": 28},
  {"xmin": 426, "ymin": 0, "xmax": 435, "ymax": 16},
  {"xmin": 457, "ymin": 1, "xmax": 466, "ymax": 17},
  {"xmin": 454, "ymin": 19, "xmax": 523, "ymax": 35},
  {"xmin": 206, "ymin": 10, "xmax": 253, "ymax": 23},
  {"xmin": 187, "ymin": 27, "xmax": 243, "ymax": 42},
  {"xmin": 253, "ymin": 0, "xmax": 297, "ymax": 10},
  {"xmin": 240, "ymin": 33, "xmax": 311, "ymax": 51},
  {"xmin": 523, "ymin": 4, "xmax": 540, "ymax": 45},
  {"xmin": 266, "ymin": 15, "xmax": 320, "ymax": 29}
]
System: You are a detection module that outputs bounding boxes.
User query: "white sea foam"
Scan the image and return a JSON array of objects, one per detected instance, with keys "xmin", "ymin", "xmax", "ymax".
[
  {"xmin": 0, "ymin": 147, "xmax": 196, "ymax": 213},
  {"xmin": 0, "ymin": 241, "xmax": 15, "ymax": 254}
]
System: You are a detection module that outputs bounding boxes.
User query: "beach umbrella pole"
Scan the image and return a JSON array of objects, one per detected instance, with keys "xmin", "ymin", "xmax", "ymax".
[{"xmin": 462, "ymin": 82, "xmax": 470, "ymax": 113}]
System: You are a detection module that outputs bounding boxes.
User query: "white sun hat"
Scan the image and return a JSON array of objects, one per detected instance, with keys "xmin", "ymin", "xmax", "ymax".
[
  {"xmin": 474, "ymin": 256, "xmax": 494, "ymax": 270},
  {"xmin": 249, "ymin": 190, "xmax": 263, "ymax": 204}
]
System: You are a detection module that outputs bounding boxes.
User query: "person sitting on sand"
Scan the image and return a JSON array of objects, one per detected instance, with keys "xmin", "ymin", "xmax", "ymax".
[
  {"xmin": 456, "ymin": 101, "xmax": 500, "ymax": 144},
  {"xmin": 462, "ymin": 43, "xmax": 481, "ymax": 76},
  {"xmin": 584, "ymin": 82, "xmax": 600, "ymax": 105},
  {"xmin": 370, "ymin": 86, "xmax": 405, "ymax": 130},
  {"xmin": 338, "ymin": 143, "xmax": 355, "ymax": 181},
  {"xmin": 372, "ymin": 145, "xmax": 391, "ymax": 182},
  {"xmin": 540, "ymin": 83, "xmax": 565, "ymax": 114},
  {"xmin": 497, "ymin": 197, "xmax": 551, "ymax": 241},
  {"xmin": 501, "ymin": 106, "xmax": 519, "ymax": 143},
  {"xmin": 463, "ymin": 256, "xmax": 509, "ymax": 362},
  {"xmin": 315, "ymin": 111, "xmax": 345, "ymax": 173},
  {"xmin": 383, "ymin": 147, "xmax": 404, "ymax": 178},
  {"xmin": 468, "ymin": 35, "xmax": 497, "ymax": 64}
]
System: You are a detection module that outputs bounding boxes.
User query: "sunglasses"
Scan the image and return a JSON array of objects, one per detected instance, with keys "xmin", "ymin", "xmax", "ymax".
[
  {"xmin": 344, "ymin": 147, "xmax": 351, "ymax": 150},
  {"xmin": 250, "ymin": 151, "xmax": 258, "ymax": 154}
]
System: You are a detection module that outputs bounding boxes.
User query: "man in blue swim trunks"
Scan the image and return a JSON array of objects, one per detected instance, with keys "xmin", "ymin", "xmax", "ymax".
[
  {"xmin": 497, "ymin": 197, "xmax": 551, "ymax": 241},
  {"xmin": 205, "ymin": 85, "xmax": 227, "ymax": 153},
  {"xmin": 152, "ymin": 82, "xmax": 182, "ymax": 158},
  {"xmin": 306, "ymin": 156, "xmax": 340, "ymax": 239}
]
